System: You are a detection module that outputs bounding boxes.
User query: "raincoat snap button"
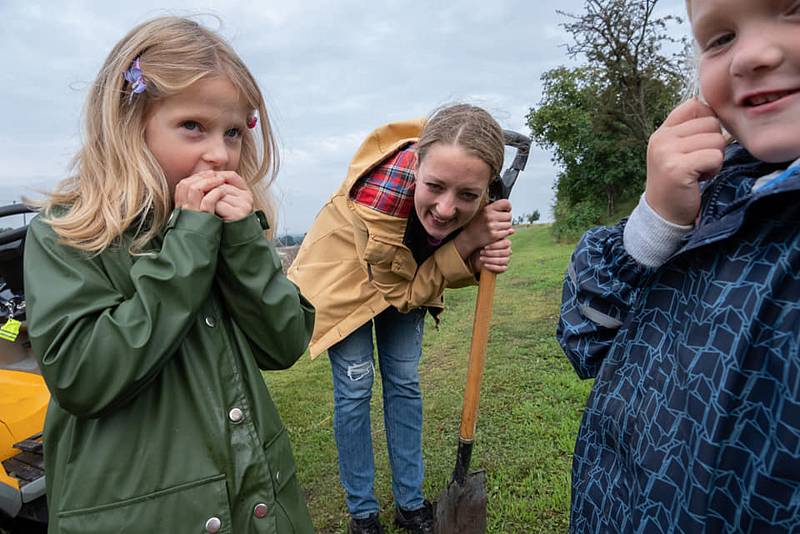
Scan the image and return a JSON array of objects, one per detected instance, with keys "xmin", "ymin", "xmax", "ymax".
[
  {"xmin": 205, "ymin": 316, "xmax": 216, "ymax": 328},
  {"xmin": 204, "ymin": 517, "xmax": 222, "ymax": 533},
  {"xmin": 228, "ymin": 407, "xmax": 244, "ymax": 423},
  {"xmin": 254, "ymin": 503, "xmax": 269, "ymax": 518}
]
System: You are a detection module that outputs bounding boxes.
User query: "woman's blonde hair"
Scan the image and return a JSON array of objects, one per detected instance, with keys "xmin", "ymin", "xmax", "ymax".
[
  {"xmin": 417, "ymin": 104, "xmax": 505, "ymax": 180},
  {"xmin": 42, "ymin": 16, "xmax": 278, "ymax": 253}
]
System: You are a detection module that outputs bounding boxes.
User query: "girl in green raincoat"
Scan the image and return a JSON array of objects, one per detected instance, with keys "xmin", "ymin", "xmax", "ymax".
[{"xmin": 24, "ymin": 16, "xmax": 315, "ymax": 534}]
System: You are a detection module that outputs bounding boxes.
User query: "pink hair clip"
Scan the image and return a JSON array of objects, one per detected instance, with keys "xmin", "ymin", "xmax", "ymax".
[{"xmin": 247, "ymin": 113, "xmax": 258, "ymax": 129}]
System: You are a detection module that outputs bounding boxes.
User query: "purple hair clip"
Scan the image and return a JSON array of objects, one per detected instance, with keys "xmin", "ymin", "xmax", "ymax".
[{"xmin": 123, "ymin": 57, "xmax": 147, "ymax": 101}]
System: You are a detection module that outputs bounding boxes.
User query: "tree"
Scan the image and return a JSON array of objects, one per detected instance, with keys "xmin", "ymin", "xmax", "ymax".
[
  {"xmin": 528, "ymin": 211, "xmax": 540, "ymax": 224},
  {"xmin": 527, "ymin": 0, "xmax": 686, "ymax": 240},
  {"xmin": 560, "ymin": 0, "xmax": 686, "ymax": 146}
]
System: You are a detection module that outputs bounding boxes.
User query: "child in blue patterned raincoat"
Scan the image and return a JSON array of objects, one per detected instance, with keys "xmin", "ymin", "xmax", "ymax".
[{"xmin": 558, "ymin": 0, "xmax": 800, "ymax": 531}]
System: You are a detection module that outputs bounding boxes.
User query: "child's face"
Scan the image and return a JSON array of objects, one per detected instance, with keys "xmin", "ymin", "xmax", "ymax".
[
  {"xmin": 413, "ymin": 143, "xmax": 491, "ymax": 241},
  {"xmin": 691, "ymin": 0, "xmax": 800, "ymax": 163},
  {"xmin": 144, "ymin": 77, "xmax": 250, "ymax": 194}
]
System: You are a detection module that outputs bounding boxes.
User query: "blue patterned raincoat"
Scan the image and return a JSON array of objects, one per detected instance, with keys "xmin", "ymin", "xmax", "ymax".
[{"xmin": 558, "ymin": 144, "xmax": 800, "ymax": 533}]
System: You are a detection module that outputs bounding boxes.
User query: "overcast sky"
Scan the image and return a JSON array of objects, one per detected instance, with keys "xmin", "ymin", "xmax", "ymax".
[{"xmin": 0, "ymin": 0, "xmax": 687, "ymax": 235}]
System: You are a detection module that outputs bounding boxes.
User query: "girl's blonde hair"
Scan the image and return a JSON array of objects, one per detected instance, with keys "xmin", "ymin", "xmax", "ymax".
[
  {"xmin": 417, "ymin": 104, "xmax": 505, "ymax": 180},
  {"xmin": 42, "ymin": 16, "xmax": 278, "ymax": 253}
]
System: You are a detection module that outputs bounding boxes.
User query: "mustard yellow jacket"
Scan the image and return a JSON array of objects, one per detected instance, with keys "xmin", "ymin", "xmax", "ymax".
[{"xmin": 288, "ymin": 119, "xmax": 476, "ymax": 358}]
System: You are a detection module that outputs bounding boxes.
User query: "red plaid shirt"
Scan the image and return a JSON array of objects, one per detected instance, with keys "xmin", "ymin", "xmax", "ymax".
[{"xmin": 350, "ymin": 143, "xmax": 417, "ymax": 218}]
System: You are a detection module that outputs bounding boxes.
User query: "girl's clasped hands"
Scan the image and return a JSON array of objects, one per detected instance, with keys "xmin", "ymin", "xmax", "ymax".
[{"xmin": 173, "ymin": 170, "xmax": 254, "ymax": 221}]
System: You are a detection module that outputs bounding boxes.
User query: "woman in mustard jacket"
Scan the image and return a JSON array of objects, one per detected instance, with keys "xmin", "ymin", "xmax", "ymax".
[{"xmin": 288, "ymin": 104, "xmax": 513, "ymax": 534}]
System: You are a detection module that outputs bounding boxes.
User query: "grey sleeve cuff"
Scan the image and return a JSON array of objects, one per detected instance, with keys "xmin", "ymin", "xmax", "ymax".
[{"xmin": 623, "ymin": 194, "xmax": 693, "ymax": 268}]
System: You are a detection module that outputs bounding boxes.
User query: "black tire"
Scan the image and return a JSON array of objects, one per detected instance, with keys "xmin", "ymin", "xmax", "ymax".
[
  {"xmin": 0, "ymin": 497, "xmax": 47, "ymax": 533},
  {"xmin": 0, "ymin": 517, "xmax": 47, "ymax": 534}
]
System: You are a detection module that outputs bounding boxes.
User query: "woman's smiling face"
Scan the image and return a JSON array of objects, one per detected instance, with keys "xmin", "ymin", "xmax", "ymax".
[{"xmin": 413, "ymin": 143, "xmax": 492, "ymax": 240}]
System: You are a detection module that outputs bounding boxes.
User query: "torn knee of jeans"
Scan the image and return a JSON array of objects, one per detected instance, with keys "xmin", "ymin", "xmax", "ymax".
[{"xmin": 347, "ymin": 361, "xmax": 374, "ymax": 381}]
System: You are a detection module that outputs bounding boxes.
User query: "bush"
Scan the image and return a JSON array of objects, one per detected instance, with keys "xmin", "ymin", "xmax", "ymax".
[{"xmin": 551, "ymin": 200, "xmax": 603, "ymax": 242}]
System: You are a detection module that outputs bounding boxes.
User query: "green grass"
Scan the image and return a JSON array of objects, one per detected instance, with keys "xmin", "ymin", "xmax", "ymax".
[{"xmin": 265, "ymin": 224, "xmax": 592, "ymax": 533}]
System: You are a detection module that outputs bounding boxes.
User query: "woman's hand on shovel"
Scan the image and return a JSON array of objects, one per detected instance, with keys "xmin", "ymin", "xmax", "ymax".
[
  {"xmin": 469, "ymin": 238, "xmax": 512, "ymax": 273},
  {"xmin": 455, "ymin": 199, "xmax": 513, "ymax": 260}
]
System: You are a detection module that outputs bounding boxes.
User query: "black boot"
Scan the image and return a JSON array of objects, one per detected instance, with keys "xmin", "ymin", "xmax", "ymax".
[
  {"xmin": 349, "ymin": 513, "xmax": 385, "ymax": 534},
  {"xmin": 395, "ymin": 500, "xmax": 434, "ymax": 534}
]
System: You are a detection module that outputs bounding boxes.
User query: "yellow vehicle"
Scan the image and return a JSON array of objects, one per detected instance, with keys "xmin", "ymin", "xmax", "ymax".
[{"xmin": 0, "ymin": 204, "xmax": 48, "ymax": 527}]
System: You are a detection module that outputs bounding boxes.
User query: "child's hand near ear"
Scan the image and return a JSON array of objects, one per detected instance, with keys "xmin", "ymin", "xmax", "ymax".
[{"xmin": 646, "ymin": 98, "xmax": 727, "ymax": 225}]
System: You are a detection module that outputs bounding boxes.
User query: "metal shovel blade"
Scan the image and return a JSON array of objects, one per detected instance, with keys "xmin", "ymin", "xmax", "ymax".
[{"xmin": 435, "ymin": 470, "xmax": 487, "ymax": 534}]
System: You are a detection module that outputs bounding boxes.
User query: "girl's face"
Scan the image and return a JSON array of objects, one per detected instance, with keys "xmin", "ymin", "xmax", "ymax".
[
  {"xmin": 692, "ymin": 0, "xmax": 800, "ymax": 163},
  {"xmin": 144, "ymin": 77, "xmax": 250, "ymax": 194},
  {"xmin": 414, "ymin": 143, "xmax": 492, "ymax": 240}
]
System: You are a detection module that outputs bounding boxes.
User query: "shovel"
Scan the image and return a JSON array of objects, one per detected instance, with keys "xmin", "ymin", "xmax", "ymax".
[{"xmin": 434, "ymin": 131, "xmax": 530, "ymax": 534}]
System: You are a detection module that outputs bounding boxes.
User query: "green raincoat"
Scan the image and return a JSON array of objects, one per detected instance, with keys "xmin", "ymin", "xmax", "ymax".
[{"xmin": 24, "ymin": 208, "xmax": 315, "ymax": 533}]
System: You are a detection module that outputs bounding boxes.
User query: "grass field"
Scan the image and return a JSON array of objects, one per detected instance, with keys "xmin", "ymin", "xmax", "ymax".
[{"xmin": 266, "ymin": 224, "xmax": 593, "ymax": 533}]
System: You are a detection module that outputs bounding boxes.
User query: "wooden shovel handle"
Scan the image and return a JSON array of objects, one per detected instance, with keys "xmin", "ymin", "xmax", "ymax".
[{"xmin": 458, "ymin": 268, "xmax": 497, "ymax": 442}]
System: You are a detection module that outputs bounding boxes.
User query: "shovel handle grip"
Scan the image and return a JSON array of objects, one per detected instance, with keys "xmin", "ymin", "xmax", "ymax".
[{"xmin": 458, "ymin": 268, "xmax": 496, "ymax": 442}]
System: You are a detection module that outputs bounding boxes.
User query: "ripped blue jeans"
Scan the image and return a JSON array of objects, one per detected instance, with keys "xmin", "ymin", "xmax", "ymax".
[{"xmin": 328, "ymin": 306, "xmax": 426, "ymax": 519}]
